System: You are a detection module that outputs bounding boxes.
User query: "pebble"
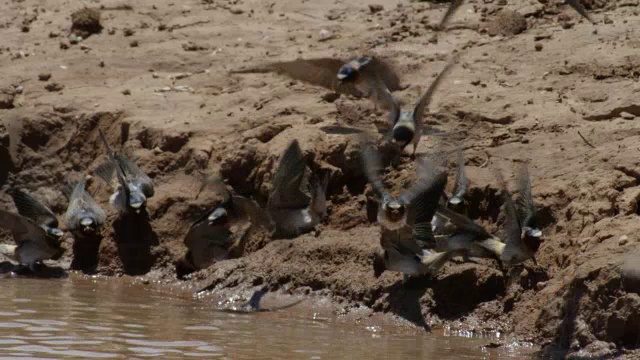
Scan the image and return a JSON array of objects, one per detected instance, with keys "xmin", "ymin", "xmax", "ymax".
[
  {"xmin": 319, "ymin": 29, "xmax": 333, "ymax": 41},
  {"xmin": 534, "ymin": 43, "xmax": 543, "ymax": 52},
  {"xmin": 619, "ymin": 235, "xmax": 629, "ymax": 246},
  {"xmin": 38, "ymin": 73, "xmax": 52, "ymax": 81},
  {"xmin": 620, "ymin": 112, "xmax": 635, "ymax": 120}
]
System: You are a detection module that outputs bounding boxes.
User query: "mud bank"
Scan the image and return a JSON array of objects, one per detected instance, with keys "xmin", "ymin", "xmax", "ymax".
[{"xmin": 2, "ymin": 0, "xmax": 640, "ymax": 358}]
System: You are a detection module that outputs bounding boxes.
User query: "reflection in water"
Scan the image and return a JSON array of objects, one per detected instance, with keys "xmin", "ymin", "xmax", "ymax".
[{"xmin": 0, "ymin": 277, "xmax": 534, "ymax": 359}]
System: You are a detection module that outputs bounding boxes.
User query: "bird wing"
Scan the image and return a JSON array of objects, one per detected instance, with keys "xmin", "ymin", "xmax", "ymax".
[
  {"xmin": 515, "ymin": 163, "xmax": 537, "ymax": 229},
  {"xmin": 439, "ymin": 0, "xmax": 465, "ymax": 29},
  {"xmin": 64, "ymin": 180, "xmax": 106, "ymax": 230},
  {"xmin": 114, "ymin": 154, "xmax": 154, "ymax": 198},
  {"xmin": 231, "ymin": 195, "xmax": 275, "ymax": 231},
  {"xmin": 435, "ymin": 205, "xmax": 492, "ymax": 239},
  {"xmin": 268, "ymin": 140, "xmax": 311, "ymax": 210},
  {"xmin": 232, "ymin": 58, "xmax": 366, "ymax": 97},
  {"xmin": 380, "ymin": 227, "xmax": 422, "ymax": 257},
  {"xmin": 451, "ymin": 147, "xmax": 468, "ymax": 200},
  {"xmin": 0, "ymin": 209, "xmax": 51, "ymax": 248},
  {"xmin": 565, "ymin": 0, "xmax": 594, "ymax": 24},
  {"xmin": 413, "ymin": 53, "xmax": 460, "ymax": 124},
  {"xmin": 7, "ymin": 188, "xmax": 58, "ymax": 228},
  {"xmin": 359, "ymin": 139, "xmax": 389, "ymax": 200},
  {"xmin": 495, "ymin": 170, "xmax": 527, "ymax": 254}
]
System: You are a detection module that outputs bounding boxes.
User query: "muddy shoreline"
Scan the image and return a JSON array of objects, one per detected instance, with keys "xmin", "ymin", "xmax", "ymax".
[{"xmin": 2, "ymin": 0, "xmax": 640, "ymax": 358}]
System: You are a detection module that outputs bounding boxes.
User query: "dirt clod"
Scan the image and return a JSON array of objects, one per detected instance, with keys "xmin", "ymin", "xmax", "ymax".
[{"xmin": 70, "ymin": 8, "xmax": 102, "ymax": 38}]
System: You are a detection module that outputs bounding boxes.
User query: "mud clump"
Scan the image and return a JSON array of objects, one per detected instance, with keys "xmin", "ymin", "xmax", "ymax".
[
  {"xmin": 70, "ymin": 8, "xmax": 103, "ymax": 38},
  {"xmin": 486, "ymin": 10, "xmax": 527, "ymax": 37}
]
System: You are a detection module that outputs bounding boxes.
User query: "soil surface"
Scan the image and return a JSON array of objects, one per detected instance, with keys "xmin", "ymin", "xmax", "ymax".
[{"xmin": 1, "ymin": 0, "xmax": 640, "ymax": 358}]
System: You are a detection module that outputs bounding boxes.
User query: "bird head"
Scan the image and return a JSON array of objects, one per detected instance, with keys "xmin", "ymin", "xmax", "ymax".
[
  {"xmin": 392, "ymin": 113, "xmax": 415, "ymax": 148},
  {"xmin": 79, "ymin": 217, "xmax": 97, "ymax": 234},
  {"xmin": 383, "ymin": 199, "xmax": 406, "ymax": 223},
  {"xmin": 128, "ymin": 191, "xmax": 147, "ymax": 214},
  {"xmin": 208, "ymin": 207, "xmax": 228, "ymax": 225},
  {"xmin": 46, "ymin": 227, "xmax": 65, "ymax": 240}
]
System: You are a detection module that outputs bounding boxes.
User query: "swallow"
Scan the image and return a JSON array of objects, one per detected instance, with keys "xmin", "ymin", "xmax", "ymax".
[
  {"xmin": 358, "ymin": 54, "xmax": 459, "ymax": 158},
  {"xmin": 0, "ymin": 189, "xmax": 64, "ymax": 271},
  {"xmin": 62, "ymin": 177, "xmax": 106, "ymax": 238},
  {"xmin": 361, "ymin": 140, "xmax": 451, "ymax": 280},
  {"xmin": 515, "ymin": 163, "xmax": 543, "ymax": 248},
  {"xmin": 266, "ymin": 140, "xmax": 328, "ymax": 239},
  {"xmin": 95, "ymin": 129, "xmax": 154, "ymax": 214},
  {"xmin": 183, "ymin": 176, "xmax": 274, "ymax": 270},
  {"xmin": 230, "ymin": 55, "xmax": 402, "ymax": 101},
  {"xmin": 495, "ymin": 169, "xmax": 539, "ymax": 265}
]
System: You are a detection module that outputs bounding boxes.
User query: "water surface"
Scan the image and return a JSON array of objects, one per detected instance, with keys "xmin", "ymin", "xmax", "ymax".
[{"xmin": 0, "ymin": 276, "xmax": 534, "ymax": 359}]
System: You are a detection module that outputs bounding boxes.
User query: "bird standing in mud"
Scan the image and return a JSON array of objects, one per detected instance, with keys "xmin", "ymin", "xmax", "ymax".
[
  {"xmin": 360, "ymin": 140, "xmax": 452, "ymax": 281},
  {"xmin": 95, "ymin": 129, "xmax": 154, "ymax": 215},
  {"xmin": 266, "ymin": 140, "xmax": 328, "ymax": 239},
  {"xmin": 62, "ymin": 177, "xmax": 106, "ymax": 238},
  {"xmin": 0, "ymin": 189, "xmax": 64, "ymax": 271},
  {"xmin": 343, "ymin": 54, "xmax": 460, "ymax": 159},
  {"xmin": 182, "ymin": 175, "xmax": 274, "ymax": 271}
]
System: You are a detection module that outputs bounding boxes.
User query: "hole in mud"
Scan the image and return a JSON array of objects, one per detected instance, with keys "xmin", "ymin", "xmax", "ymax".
[
  {"xmin": 70, "ymin": 234, "xmax": 102, "ymax": 274},
  {"xmin": 111, "ymin": 210, "xmax": 159, "ymax": 276}
]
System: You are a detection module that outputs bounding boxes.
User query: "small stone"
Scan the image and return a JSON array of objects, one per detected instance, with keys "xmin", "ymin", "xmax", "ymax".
[
  {"xmin": 123, "ymin": 28, "xmax": 135, "ymax": 36},
  {"xmin": 21, "ymin": 25, "xmax": 30, "ymax": 33},
  {"xmin": 71, "ymin": 8, "xmax": 102, "ymax": 38},
  {"xmin": 535, "ymin": 43, "xmax": 543, "ymax": 51},
  {"xmin": 319, "ymin": 29, "xmax": 333, "ymax": 41},
  {"xmin": 49, "ymin": 31, "xmax": 59, "ymax": 38},
  {"xmin": 38, "ymin": 73, "xmax": 52, "ymax": 81},
  {"xmin": 604, "ymin": 15, "xmax": 613, "ymax": 24},
  {"xmin": 151, "ymin": 72, "xmax": 159, "ymax": 78},
  {"xmin": 619, "ymin": 235, "xmax": 629, "ymax": 246},
  {"xmin": 122, "ymin": 89, "xmax": 131, "ymax": 95},
  {"xmin": 45, "ymin": 82, "xmax": 64, "ymax": 92},
  {"xmin": 129, "ymin": 40, "xmax": 139, "ymax": 47},
  {"xmin": 59, "ymin": 41, "xmax": 69, "ymax": 50},
  {"xmin": 620, "ymin": 112, "xmax": 635, "ymax": 120},
  {"xmin": 99, "ymin": 60, "xmax": 105, "ymax": 67},
  {"xmin": 152, "ymin": 147, "xmax": 162, "ymax": 155},
  {"xmin": 229, "ymin": 7, "xmax": 244, "ymax": 14}
]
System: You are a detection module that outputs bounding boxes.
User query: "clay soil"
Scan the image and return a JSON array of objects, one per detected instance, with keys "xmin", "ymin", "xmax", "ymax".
[{"xmin": 2, "ymin": 0, "xmax": 640, "ymax": 358}]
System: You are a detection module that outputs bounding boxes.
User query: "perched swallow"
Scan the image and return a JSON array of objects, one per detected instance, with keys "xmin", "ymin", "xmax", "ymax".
[
  {"xmin": 266, "ymin": 140, "xmax": 328, "ymax": 239},
  {"xmin": 495, "ymin": 170, "xmax": 539, "ymax": 265},
  {"xmin": 230, "ymin": 56, "xmax": 402, "ymax": 101},
  {"xmin": 95, "ymin": 129, "xmax": 154, "ymax": 214},
  {"xmin": 364, "ymin": 55, "xmax": 459, "ymax": 158},
  {"xmin": 449, "ymin": 146, "xmax": 468, "ymax": 206},
  {"xmin": 361, "ymin": 140, "xmax": 451, "ymax": 279},
  {"xmin": 183, "ymin": 176, "xmax": 274, "ymax": 270},
  {"xmin": 62, "ymin": 178, "xmax": 106, "ymax": 237},
  {"xmin": 0, "ymin": 197, "xmax": 64, "ymax": 271}
]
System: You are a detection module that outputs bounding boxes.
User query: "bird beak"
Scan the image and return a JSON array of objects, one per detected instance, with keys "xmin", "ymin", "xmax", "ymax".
[
  {"xmin": 448, "ymin": 197, "xmax": 462, "ymax": 206},
  {"xmin": 337, "ymin": 73, "xmax": 348, "ymax": 80},
  {"xmin": 51, "ymin": 228, "xmax": 64, "ymax": 238}
]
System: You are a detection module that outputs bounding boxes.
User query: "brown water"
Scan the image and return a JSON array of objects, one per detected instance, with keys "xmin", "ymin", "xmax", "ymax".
[{"xmin": 0, "ymin": 276, "xmax": 535, "ymax": 359}]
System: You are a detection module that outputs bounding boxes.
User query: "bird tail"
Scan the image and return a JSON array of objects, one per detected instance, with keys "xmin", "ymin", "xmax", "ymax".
[
  {"xmin": 0, "ymin": 244, "xmax": 17, "ymax": 261},
  {"xmin": 477, "ymin": 237, "xmax": 506, "ymax": 258},
  {"xmin": 421, "ymin": 250, "xmax": 451, "ymax": 275}
]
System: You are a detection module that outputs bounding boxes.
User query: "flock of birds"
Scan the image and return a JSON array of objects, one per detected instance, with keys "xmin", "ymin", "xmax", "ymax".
[{"xmin": 0, "ymin": 1, "xmax": 596, "ymax": 279}]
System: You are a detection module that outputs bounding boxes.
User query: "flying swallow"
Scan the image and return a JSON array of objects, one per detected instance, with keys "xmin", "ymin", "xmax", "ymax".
[{"xmin": 266, "ymin": 140, "xmax": 328, "ymax": 239}]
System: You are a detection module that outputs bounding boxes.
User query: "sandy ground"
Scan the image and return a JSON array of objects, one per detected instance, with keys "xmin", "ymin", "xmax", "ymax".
[{"xmin": 2, "ymin": 0, "xmax": 640, "ymax": 357}]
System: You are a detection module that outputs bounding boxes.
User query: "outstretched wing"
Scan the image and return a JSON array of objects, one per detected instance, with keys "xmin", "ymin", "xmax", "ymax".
[
  {"xmin": 268, "ymin": 140, "xmax": 311, "ymax": 210},
  {"xmin": 407, "ymin": 156, "xmax": 449, "ymax": 245},
  {"xmin": 439, "ymin": 0, "xmax": 465, "ymax": 29},
  {"xmin": 565, "ymin": 0, "xmax": 594, "ymax": 24},
  {"xmin": 435, "ymin": 205, "xmax": 492, "ymax": 239},
  {"xmin": 413, "ymin": 53, "xmax": 460, "ymax": 123},
  {"xmin": 359, "ymin": 139, "xmax": 389, "ymax": 200},
  {"xmin": 0, "ymin": 209, "xmax": 51, "ymax": 248},
  {"xmin": 232, "ymin": 58, "xmax": 366, "ymax": 97},
  {"xmin": 231, "ymin": 195, "xmax": 275, "ymax": 231},
  {"xmin": 450, "ymin": 147, "xmax": 468, "ymax": 204},
  {"xmin": 515, "ymin": 163, "xmax": 537, "ymax": 229},
  {"xmin": 7, "ymin": 188, "xmax": 58, "ymax": 228}
]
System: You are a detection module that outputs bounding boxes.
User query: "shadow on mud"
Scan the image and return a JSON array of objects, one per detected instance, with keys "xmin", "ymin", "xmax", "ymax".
[
  {"xmin": 0, "ymin": 261, "xmax": 68, "ymax": 278},
  {"xmin": 112, "ymin": 209, "xmax": 159, "ymax": 275},
  {"xmin": 70, "ymin": 233, "xmax": 103, "ymax": 274}
]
